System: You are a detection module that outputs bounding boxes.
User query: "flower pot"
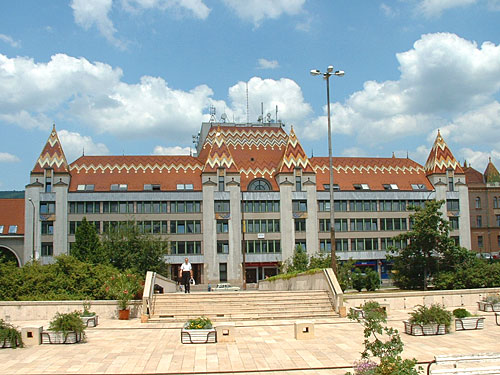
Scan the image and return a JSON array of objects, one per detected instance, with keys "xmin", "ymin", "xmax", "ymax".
[
  {"xmin": 41, "ymin": 331, "xmax": 83, "ymax": 344},
  {"xmin": 81, "ymin": 315, "xmax": 98, "ymax": 327},
  {"xmin": 181, "ymin": 327, "xmax": 217, "ymax": 344},
  {"xmin": 477, "ymin": 301, "xmax": 500, "ymax": 312},
  {"xmin": 403, "ymin": 320, "xmax": 447, "ymax": 336},
  {"xmin": 455, "ymin": 317, "xmax": 485, "ymax": 331},
  {"xmin": 118, "ymin": 309, "xmax": 130, "ymax": 320}
]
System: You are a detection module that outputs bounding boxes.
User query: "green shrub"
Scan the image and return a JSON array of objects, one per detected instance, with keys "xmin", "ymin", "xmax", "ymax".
[
  {"xmin": 452, "ymin": 308, "xmax": 471, "ymax": 319},
  {"xmin": 185, "ymin": 317, "xmax": 212, "ymax": 329},
  {"xmin": 484, "ymin": 294, "xmax": 500, "ymax": 304},
  {"xmin": 0, "ymin": 319, "xmax": 23, "ymax": 348},
  {"xmin": 364, "ymin": 269, "xmax": 380, "ymax": 292},
  {"xmin": 351, "ymin": 268, "xmax": 365, "ymax": 292},
  {"xmin": 409, "ymin": 304, "xmax": 452, "ymax": 328},
  {"xmin": 48, "ymin": 312, "xmax": 86, "ymax": 339}
]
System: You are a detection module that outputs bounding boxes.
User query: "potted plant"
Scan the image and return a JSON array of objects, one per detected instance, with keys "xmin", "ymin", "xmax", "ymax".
[
  {"xmin": 0, "ymin": 319, "xmax": 23, "ymax": 349},
  {"xmin": 404, "ymin": 304, "xmax": 452, "ymax": 336},
  {"xmin": 79, "ymin": 300, "xmax": 98, "ymax": 327},
  {"xmin": 42, "ymin": 312, "xmax": 86, "ymax": 344},
  {"xmin": 453, "ymin": 308, "xmax": 485, "ymax": 331},
  {"xmin": 181, "ymin": 317, "xmax": 216, "ymax": 344},
  {"xmin": 477, "ymin": 294, "xmax": 500, "ymax": 312},
  {"xmin": 105, "ymin": 273, "xmax": 142, "ymax": 320}
]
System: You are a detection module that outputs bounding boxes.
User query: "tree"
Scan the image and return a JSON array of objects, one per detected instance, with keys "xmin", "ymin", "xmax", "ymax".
[
  {"xmin": 101, "ymin": 223, "xmax": 169, "ymax": 276},
  {"xmin": 285, "ymin": 245, "xmax": 309, "ymax": 273},
  {"xmin": 388, "ymin": 200, "xmax": 474, "ymax": 290},
  {"xmin": 70, "ymin": 217, "xmax": 106, "ymax": 264}
]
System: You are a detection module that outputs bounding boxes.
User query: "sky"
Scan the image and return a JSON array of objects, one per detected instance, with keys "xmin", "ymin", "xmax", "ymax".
[{"xmin": 0, "ymin": 0, "xmax": 500, "ymax": 190}]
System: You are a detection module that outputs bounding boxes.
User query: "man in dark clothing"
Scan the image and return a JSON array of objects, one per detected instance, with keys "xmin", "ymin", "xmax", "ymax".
[{"xmin": 179, "ymin": 257, "xmax": 193, "ymax": 293}]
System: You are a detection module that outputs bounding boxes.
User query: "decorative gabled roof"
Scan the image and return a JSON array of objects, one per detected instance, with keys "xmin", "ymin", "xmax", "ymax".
[
  {"xmin": 203, "ymin": 127, "xmax": 238, "ymax": 173},
  {"xmin": 278, "ymin": 126, "xmax": 313, "ymax": 173},
  {"xmin": 484, "ymin": 158, "xmax": 500, "ymax": 183},
  {"xmin": 424, "ymin": 130, "xmax": 464, "ymax": 175},
  {"xmin": 32, "ymin": 125, "xmax": 69, "ymax": 174}
]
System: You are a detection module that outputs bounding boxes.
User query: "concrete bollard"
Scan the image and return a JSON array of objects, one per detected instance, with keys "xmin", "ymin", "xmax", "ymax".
[
  {"xmin": 294, "ymin": 321, "xmax": 314, "ymax": 340},
  {"xmin": 21, "ymin": 326, "xmax": 43, "ymax": 346}
]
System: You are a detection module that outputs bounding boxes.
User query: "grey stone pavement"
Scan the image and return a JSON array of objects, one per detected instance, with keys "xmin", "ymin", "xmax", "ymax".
[{"xmin": 1, "ymin": 305, "xmax": 499, "ymax": 375}]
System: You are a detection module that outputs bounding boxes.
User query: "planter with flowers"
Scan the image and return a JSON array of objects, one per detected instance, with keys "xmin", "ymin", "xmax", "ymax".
[
  {"xmin": 404, "ymin": 304, "xmax": 452, "ymax": 336},
  {"xmin": 104, "ymin": 272, "xmax": 142, "ymax": 320},
  {"xmin": 80, "ymin": 300, "xmax": 98, "ymax": 327},
  {"xmin": 0, "ymin": 319, "xmax": 23, "ymax": 349},
  {"xmin": 41, "ymin": 312, "xmax": 85, "ymax": 344},
  {"xmin": 453, "ymin": 308, "xmax": 485, "ymax": 331},
  {"xmin": 477, "ymin": 294, "xmax": 500, "ymax": 312},
  {"xmin": 181, "ymin": 317, "xmax": 216, "ymax": 344}
]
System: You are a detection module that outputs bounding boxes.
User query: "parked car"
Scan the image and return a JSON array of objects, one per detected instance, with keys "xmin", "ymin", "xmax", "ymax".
[{"xmin": 213, "ymin": 283, "xmax": 240, "ymax": 291}]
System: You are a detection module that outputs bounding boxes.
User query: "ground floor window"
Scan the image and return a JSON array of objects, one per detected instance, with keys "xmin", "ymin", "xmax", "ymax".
[
  {"xmin": 41, "ymin": 242, "xmax": 53, "ymax": 256},
  {"xmin": 219, "ymin": 263, "xmax": 227, "ymax": 282}
]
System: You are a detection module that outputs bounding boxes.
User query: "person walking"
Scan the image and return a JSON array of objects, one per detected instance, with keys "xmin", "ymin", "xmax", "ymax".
[{"xmin": 179, "ymin": 257, "xmax": 193, "ymax": 294}]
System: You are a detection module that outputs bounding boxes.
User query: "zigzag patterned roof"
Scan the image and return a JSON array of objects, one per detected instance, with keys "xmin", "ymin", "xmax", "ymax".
[
  {"xmin": 484, "ymin": 158, "xmax": 500, "ymax": 183},
  {"xmin": 203, "ymin": 127, "xmax": 238, "ymax": 173},
  {"xmin": 425, "ymin": 130, "xmax": 464, "ymax": 175},
  {"xmin": 278, "ymin": 127, "xmax": 313, "ymax": 173},
  {"xmin": 32, "ymin": 125, "xmax": 69, "ymax": 173}
]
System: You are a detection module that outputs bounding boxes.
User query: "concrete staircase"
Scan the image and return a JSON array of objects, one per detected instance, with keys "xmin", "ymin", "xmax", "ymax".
[{"xmin": 148, "ymin": 290, "xmax": 337, "ymax": 322}]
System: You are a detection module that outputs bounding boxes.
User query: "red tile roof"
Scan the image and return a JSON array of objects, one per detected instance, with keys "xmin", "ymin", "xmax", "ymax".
[
  {"xmin": 32, "ymin": 125, "xmax": 69, "ymax": 174},
  {"xmin": 0, "ymin": 199, "xmax": 24, "ymax": 235},
  {"xmin": 311, "ymin": 157, "xmax": 433, "ymax": 191},
  {"xmin": 203, "ymin": 126, "xmax": 239, "ymax": 173},
  {"xmin": 464, "ymin": 166, "xmax": 485, "ymax": 186},
  {"xmin": 278, "ymin": 127, "xmax": 313, "ymax": 173},
  {"xmin": 424, "ymin": 130, "xmax": 464, "ymax": 175}
]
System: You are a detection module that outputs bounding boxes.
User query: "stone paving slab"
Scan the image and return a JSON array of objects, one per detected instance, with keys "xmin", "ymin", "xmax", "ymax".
[{"xmin": 1, "ymin": 305, "xmax": 499, "ymax": 374}]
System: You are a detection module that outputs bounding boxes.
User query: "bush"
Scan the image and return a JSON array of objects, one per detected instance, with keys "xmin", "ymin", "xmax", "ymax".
[
  {"xmin": 409, "ymin": 304, "xmax": 452, "ymax": 328},
  {"xmin": 452, "ymin": 308, "xmax": 471, "ymax": 319},
  {"xmin": 365, "ymin": 269, "xmax": 380, "ymax": 292},
  {"xmin": 351, "ymin": 268, "xmax": 365, "ymax": 292},
  {"xmin": 0, "ymin": 319, "xmax": 23, "ymax": 348},
  {"xmin": 433, "ymin": 261, "xmax": 500, "ymax": 290},
  {"xmin": 48, "ymin": 312, "xmax": 86, "ymax": 339},
  {"xmin": 185, "ymin": 317, "xmax": 212, "ymax": 329}
]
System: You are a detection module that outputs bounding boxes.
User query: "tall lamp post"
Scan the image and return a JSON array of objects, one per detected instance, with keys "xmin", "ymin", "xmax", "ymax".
[
  {"xmin": 310, "ymin": 66, "xmax": 344, "ymax": 276},
  {"xmin": 28, "ymin": 198, "xmax": 36, "ymax": 262}
]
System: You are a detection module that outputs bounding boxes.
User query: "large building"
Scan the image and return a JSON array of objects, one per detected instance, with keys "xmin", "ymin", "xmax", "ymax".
[
  {"xmin": 464, "ymin": 158, "xmax": 500, "ymax": 255},
  {"xmin": 19, "ymin": 122, "xmax": 471, "ymax": 285}
]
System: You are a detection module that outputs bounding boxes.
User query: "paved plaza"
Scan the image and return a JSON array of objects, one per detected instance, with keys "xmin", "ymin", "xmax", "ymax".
[{"xmin": 1, "ymin": 305, "xmax": 499, "ymax": 375}]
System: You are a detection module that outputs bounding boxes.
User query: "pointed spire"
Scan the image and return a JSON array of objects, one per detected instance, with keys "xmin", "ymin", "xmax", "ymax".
[
  {"xmin": 32, "ymin": 124, "xmax": 69, "ymax": 174},
  {"xmin": 392, "ymin": 152, "xmax": 395, "ymax": 158},
  {"xmin": 203, "ymin": 127, "xmax": 238, "ymax": 173},
  {"xmin": 424, "ymin": 130, "xmax": 464, "ymax": 175},
  {"xmin": 484, "ymin": 158, "xmax": 500, "ymax": 183},
  {"xmin": 278, "ymin": 126, "xmax": 313, "ymax": 173}
]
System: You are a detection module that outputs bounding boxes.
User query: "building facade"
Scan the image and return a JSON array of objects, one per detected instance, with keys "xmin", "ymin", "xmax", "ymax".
[{"xmin": 21, "ymin": 123, "xmax": 471, "ymax": 284}]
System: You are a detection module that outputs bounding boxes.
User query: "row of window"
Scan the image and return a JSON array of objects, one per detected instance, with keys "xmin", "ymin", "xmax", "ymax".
[
  {"xmin": 318, "ymin": 238, "xmax": 407, "ymax": 252},
  {"xmin": 475, "ymin": 196, "xmax": 500, "ymax": 209},
  {"xmin": 474, "ymin": 215, "xmax": 500, "ymax": 228},
  {"xmin": 0, "ymin": 225, "xmax": 18, "ymax": 234},
  {"xmin": 68, "ymin": 201, "xmax": 202, "ymax": 214},
  {"xmin": 68, "ymin": 220, "xmax": 201, "ymax": 235},
  {"xmin": 318, "ymin": 200, "xmax": 428, "ymax": 212},
  {"xmin": 316, "ymin": 218, "xmax": 408, "ymax": 232},
  {"xmin": 477, "ymin": 235, "xmax": 500, "ymax": 248}
]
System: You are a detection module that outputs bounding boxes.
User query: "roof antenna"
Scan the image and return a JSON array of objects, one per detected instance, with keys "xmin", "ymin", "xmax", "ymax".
[
  {"xmin": 311, "ymin": 148, "xmax": 314, "ymax": 158},
  {"xmin": 82, "ymin": 147, "xmax": 85, "ymax": 157},
  {"xmin": 406, "ymin": 151, "xmax": 409, "ymax": 159},
  {"xmin": 209, "ymin": 105, "xmax": 216, "ymax": 123}
]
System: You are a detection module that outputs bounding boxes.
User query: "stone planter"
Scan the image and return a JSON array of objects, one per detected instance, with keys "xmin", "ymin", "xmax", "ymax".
[
  {"xmin": 477, "ymin": 301, "xmax": 500, "ymax": 312},
  {"xmin": 0, "ymin": 338, "xmax": 22, "ymax": 348},
  {"xmin": 81, "ymin": 315, "xmax": 98, "ymax": 327},
  {"xmin": 455, "ymin": 316, "xmax": 485, "ymax": 331},
  {"xmin": 403, "ymin": 320, "xmax": 447, "ymax": 336},
  {"xmin": 181, "ymin": 327, "xmax": 217, "ymax": 344},
  {"xmin": 41, "ymin": 331, "xmax": 84, "ymax": 344}
]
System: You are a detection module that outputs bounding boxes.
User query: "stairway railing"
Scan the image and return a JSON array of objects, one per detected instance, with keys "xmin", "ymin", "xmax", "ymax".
[{"xmin": 142, "ymin": 271, "xmax": 177, "ymax": 318}]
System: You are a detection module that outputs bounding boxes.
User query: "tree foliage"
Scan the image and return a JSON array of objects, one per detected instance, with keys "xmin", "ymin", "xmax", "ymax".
[
  {"xmin": 70, "ymin": 217, "xmax": 107, "ymax": 265},
  {"xmin": 388, "ymin": 200, "xmax": 475, "ymax": 290},
  {"xmin": 101, "ymin": 223, "xmax": 169, "ymax": 276}
]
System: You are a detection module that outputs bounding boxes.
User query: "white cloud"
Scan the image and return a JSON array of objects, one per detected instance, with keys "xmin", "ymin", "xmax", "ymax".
[
  {"xmin": 257, "ymin": 58, "xmax": 279, "ymax": 70},
  {"xmin": 222, "ymin": 0, "xmax": 305, "ymax": 26},
  {"xmin": 417, "ymin": 0, "xmax": 478, "ymax": 18},
  {"xmin": 0, "ymin": 53, "xmax": 312, "ymax": 144},
  {"xmin": 0, "ymin": 34, "xmax": 20, "ymax": 48},
  {"xmin": 0, "ymin": 152, "xmax": 20, "ymax": 163},
  {"xmin": 303, "ymin": 33, "xmax": 500, "ymax": 146},
  {"xmin": 341, "ymin": 147, "xmax": 368, "ymax": 157},
  {"xmin": 459, "ymin": 147, "xmax": 500, "ymax": 170},
  {"xmin": 121, "ymin": 0, "xmax": 210, "ymax": 19},
  {"xmin": 153, "ymin": 145, "xmax": 193, "ymax": 155},
  {"xmin": 380, "ymin": 3, "xmax": 396, "ymax": 17},
  {"xmin": 58, "ymin": 129, "xmax": 110, "ymax": 162},
  {"xmin": 70, "ymin": 0, "xmax": 126, "ymax": 49}
]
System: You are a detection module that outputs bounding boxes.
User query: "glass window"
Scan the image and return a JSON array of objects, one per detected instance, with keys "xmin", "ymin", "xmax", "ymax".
[
  {"xmin": 448, "ymin": 177, "xmax": 454, "ymax": 192},
  {"xmin": 447, "ymin": 199, "xmax": 460, "ymax": 211},
  {"xmin": 477, "ymin": 216, "xmax": 482, "ymax": 228},
  {"xmin": 475, "ymin": 197, "xmax": 481, "ymax": 209},
  {"xmin": 478, "ymin": 236, "xmax": 483, "ymax": 248},
  {"xmin": 335, "ymin": 239, "xmax": 348, "ymax": 251},
  {"xmin": 41, "ymin": 222, "xmax": 54, "ymax": 235},
  {"xmin": 320, "ymin": 239, "xmax": 331, "ymax": 252},
  {"xmin": 217, "ymin": 241, "xmax": 229, "ymax": 254},
  {"xmin": 294, "ymin": 218, "xmax": 306, "ymax": 232},
  {"xmin": 497, "ymin": 215, "xmax": 500, "ymax": 227},
  {"xmin": 248, "ymin": 179, "xmax": 272, "ymax": 191},
  {"xmin": 349, "ymin": 200, "xmax": 377, "ymax": 212},
  {"xmin": 40, "ymin": 202, "xmax": 56, "ymax": 215},
  {"xmin": 41, "ymin": 242, "xmax": 53, "ymax": 256},
  {"xmin": 218, "ymin": 175, "xmax": 225, "ymax": 192},
  {"xmin": 350, "ymin": 219, "xmax": 377, "ymax": 231},
  {"xmin": 494, "ymin": 197, "xmax": 499, "ymax": 209},
  {"xmin": 219, "ymin": 263, "xmax": 227, "ymax": 282},
  {"xmin": 8, "ymin": 225, "xmax": 18, "ymax": 234},
  {"xmin": 295, "ymin": 176, "xmax": 302, "ymax": 192},
  {"xmin": 450, "ymin": 217, "xmax": 459, "ymax": 230},
  {"xmin": 292, "ymin": 200, "xmax": 307, "ymax": 212},
  {"xmin": 215, "ymin": 200, "xmax": 230, "ymax": 213},
  {"xmin": 215, "ymin": 219, "xmax": 228, "ymax": 233}
]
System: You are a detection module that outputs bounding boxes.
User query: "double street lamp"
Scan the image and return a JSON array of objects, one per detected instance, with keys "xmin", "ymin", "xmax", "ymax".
[{"xmin": 310, "ymin": 66, "xmax": 344, "ymax": 276}]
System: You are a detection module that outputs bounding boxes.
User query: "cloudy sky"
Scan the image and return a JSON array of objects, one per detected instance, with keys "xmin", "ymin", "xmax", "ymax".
[{"xmin": 1, "ymin": 0, "xmax": 499, "ymax": 190}]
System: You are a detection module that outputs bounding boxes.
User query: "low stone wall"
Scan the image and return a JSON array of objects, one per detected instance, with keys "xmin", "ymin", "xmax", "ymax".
[
  {"xmin": 0, "ymin": 300, "xmax": 142, "ymax": 321},
  {"xmin": 258, "ymin": 271, "xmax": 329, "ymax": 291},
  {"xmin": 343, "ymin": 287, "xmax": 500, "ymax": 311}
]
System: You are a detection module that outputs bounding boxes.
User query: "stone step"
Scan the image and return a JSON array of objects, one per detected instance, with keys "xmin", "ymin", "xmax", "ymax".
[
  {"xmin": 152, "ymin": 305, "xmax": 333, "ymax": 313},
  {"xmin": 148, "ymin": 311, "xmax": 336, "ymax": 323}
]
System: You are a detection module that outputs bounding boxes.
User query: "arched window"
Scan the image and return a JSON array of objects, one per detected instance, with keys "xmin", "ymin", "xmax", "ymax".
[
  {"xmin": 475, "ymin": 197, "xmax": 481, "ymax": 209},
  {"xmin": 248, "ymin": 178, "xmax": 272, "ymax": 191}
]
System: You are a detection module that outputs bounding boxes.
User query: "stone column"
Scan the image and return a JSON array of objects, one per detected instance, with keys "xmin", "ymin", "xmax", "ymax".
[
  {"xmin": 457, "ymin": 181, "xmax": 471, "ymax": 249},
  {"xmin": 202, "ymin": 176, "xmax": 217, "ymax": 283},
  {"xmin": 227, "ymin": 176, "xmax": 242, "ymax": 284},
  {"xmin": 304, "ymin": 176, "xmax": 318, "ymax": 257},
  {"xmin": 279, "ymin": 177, "xmax": 294, "ymax": 262}
]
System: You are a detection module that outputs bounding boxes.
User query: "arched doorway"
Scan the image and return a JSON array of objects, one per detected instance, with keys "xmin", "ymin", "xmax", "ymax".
[{"xmin": 0, "ymin": 246, "xmax": 21, "ymax": 267}]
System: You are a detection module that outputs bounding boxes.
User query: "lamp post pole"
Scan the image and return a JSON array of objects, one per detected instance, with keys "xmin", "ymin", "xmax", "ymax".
[
  {"xmin": 311, "ymin": 66, "xmax": 344, "ymax": 276},
  {"xmin": 28, "ymin": 198, "xmax": 36, "ymax": 262}
]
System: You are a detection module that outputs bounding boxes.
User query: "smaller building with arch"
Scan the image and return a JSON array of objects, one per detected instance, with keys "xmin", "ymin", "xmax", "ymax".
[{"xmin": 0, "ymin": 198, "xmax": 24, "ymax": 266}]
